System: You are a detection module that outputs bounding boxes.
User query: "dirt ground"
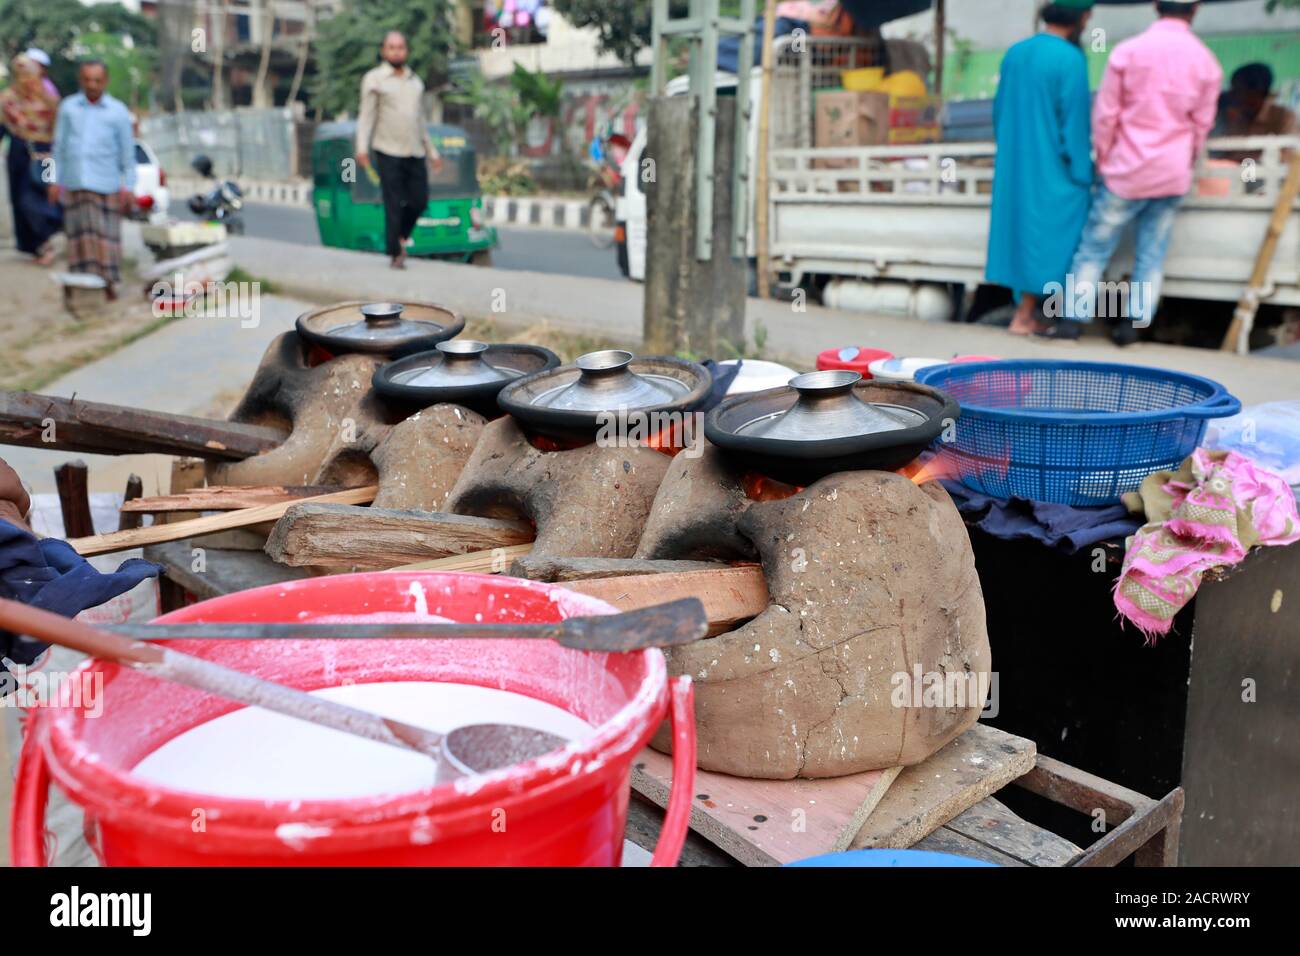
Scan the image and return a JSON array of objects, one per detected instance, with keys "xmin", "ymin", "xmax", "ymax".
[{"xmin": 0, "ymin": 251, "xmax": 168, "ymax": 393}]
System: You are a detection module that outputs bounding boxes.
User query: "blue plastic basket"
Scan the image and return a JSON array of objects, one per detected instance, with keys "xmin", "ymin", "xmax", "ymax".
[{"xmin": 915, "ymin": 360, "xmax": 1242, "ymax": 505}]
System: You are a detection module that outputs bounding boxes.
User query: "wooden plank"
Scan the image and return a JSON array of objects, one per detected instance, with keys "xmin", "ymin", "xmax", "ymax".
[
  {"xmin": 0, "ymin": 391, "xmax": 286, "ymax": 461},
  {"xmin": 942, "ymin": 796, "xmax": 1081, "ymax": 867},
  {"xmin": 511, "ymin": 556, "xmax": 732, "ymax": 582},
  {"xmin": 121, "ymin": 484, "xmax": 346, "ymax": 514},
  {"xmin": 53, "ymin": 460, "xmax": 93, "ymax": 538},
  {"xmin": 560, "ymin": 565, "xmax": 768, "ymax": 637},
  {"xmin": 1075, "ymin": 789, "xmax": 1184, "ymax": 868},
  {"xmin": 67, "ymin": 486, "xmax": 377, "ymax": 557},
  {"xmin": 1015, "ymin": 753, "xmax": 1152, "ymax": 826},
  {"xmin": 851, "ymin": 723, "xmax": 1037, "ymax": 851},
  {"xmin": 118, "ymin": 474, "xmax": 144, "ymax": 531},
  {"xmin": 631, "ymin": 747, "xmax": 900, "ymax": 867},
  {"xmin": 144, "ymin": 540, "xmax": 311, "ymax": 605},
  {"xmin": 623, "ymin": 792, "xmax": 740, "ymax": 868},
  {"xmin": 386, "ymin": 543, "xmax": 535, "ymax": 574},
  {"xmin": 265, "ymin": 504, "xmax": 535, "ymax": 571},
  {"xmin": 912, "ymin": 826, "xmax": 1027, "ymax": 867}
]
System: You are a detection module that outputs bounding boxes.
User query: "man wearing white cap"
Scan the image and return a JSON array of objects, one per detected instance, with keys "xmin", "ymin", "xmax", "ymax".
[
  {"xmin": 24, "ymin": 49, "xmax": 60, "ymax": 98},
  {"xmin": 1049, "ymin": 1, "xmax": 1221, "ymax": 344}
]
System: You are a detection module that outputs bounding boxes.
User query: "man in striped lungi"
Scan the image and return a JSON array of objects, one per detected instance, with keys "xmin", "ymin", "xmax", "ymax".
[{"xmin": 50, "ymin": 60, "xmax": 135, "ymax": 300}]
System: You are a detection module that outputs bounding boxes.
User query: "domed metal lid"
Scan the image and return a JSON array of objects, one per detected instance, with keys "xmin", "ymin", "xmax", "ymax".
[
  {"xmin": 372, "ymin": 342, "xmax": 561, "ymax": 415},
  {"xmin": 531, "ymin": 350, "xmax": 691, "ymax": 412},
  {"xmin": 295, "ymin": 301, "xmax": 465, "ymax": 356},
  {"xmin": 705, "ymin": 378, "xmax": 959, "ymax": 485},
  {"xmin": 498, "ymin": 351, "xmax": 712, "ymax": 440},
  {"xmin": 735, "ymin": 370, "xmax": 926, "ymax": 440},
  {"xmin": 394, "ymin": 341, "xmax": 518, "ymax": 388}
]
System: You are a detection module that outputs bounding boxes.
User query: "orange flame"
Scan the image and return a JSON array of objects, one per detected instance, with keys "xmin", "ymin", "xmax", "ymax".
[
  {"xmin": 742, "ymin": 472, "xmax": 805, "ymax": 501},
  {"xmin": 896, "ymin": 451, "xmax": 959, "ymax": 486}
]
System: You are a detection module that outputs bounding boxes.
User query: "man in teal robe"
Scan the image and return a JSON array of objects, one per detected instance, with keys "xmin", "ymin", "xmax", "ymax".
[{"xmin": 985, "ymin": 1, "xmax": 1095, "ymax": 336}]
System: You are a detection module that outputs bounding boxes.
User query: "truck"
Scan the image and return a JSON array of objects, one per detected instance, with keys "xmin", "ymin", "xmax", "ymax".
[{"xmin": 617, "ymin": 35, "xmax": 1300, "ymax": 329}]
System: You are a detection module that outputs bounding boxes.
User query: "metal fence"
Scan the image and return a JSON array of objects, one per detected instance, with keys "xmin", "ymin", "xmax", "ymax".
[{"xmin": 140, "ymin": 108, "xmax": 300, "ymax": 181}]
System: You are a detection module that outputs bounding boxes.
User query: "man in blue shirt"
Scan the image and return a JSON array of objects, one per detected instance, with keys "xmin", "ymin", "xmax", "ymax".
[{"xmin": 50, "ymin": 60, "xmax": 136, "ymax": 299}]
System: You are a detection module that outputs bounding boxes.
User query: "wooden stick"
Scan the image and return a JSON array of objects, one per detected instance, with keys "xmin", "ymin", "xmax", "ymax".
[
  {"xmin": 1221, "ymin": 151, "xmax": 1300, "ymax": 353},
  {"xmin": 386, "ymin": 543, "xmax": 534, "ymax": 574},
  {"xmin": 121, "ymin": 484, "xmax": 346, "ymax": 514},
  {"xmin": 0, "ymin": 595, "xmax": 444, "ymax": 759},
  {"xmin": 265, "ymin": 504, "xmax": 534, "ymax": 571},
  {"xmin": 561, "ymin": 565, "xmax": 768, "ymax": 637},
  {"xmin": 68, "ymin": 486, "xmax": 378, "ymax": 557},
  {"xmin": 54, "ymin": 460, "xmax": 94, "ymax": 538},
  {"xmin": 119, "ymin": 474, "xmax": 144, "ymax": 531},
  {"xmin": 0, "ymin": 391, "xmax": 287, "ymax": 461}
]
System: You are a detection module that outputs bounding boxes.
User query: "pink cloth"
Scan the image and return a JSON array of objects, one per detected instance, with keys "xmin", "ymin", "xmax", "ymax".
[
  {"xmin": 1115, "ymin": 450, "xmax": 1300, "ymax": 640},
  {"xmin": 1092, "ymin": 18, "xmax": 1222, "ymax": 200}
]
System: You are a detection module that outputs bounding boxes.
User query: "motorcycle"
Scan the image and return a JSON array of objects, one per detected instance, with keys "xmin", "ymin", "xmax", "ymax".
[{"xmin": 186, "ymin": 155, "xmax": 245, "ymax": 235}]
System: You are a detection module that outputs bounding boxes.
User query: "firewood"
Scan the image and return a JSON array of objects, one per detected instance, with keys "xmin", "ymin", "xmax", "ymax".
[
  {"xmin": 560, "ymin": 565, "xmax": 768, "ymax": 637},
  {"xmin": 265, "ymin": 504, "xmax": 535, "ymax": 571},
  {"xmin": 121, "ymin": 484, "xmax": 346, "ymax": 514},
  {"xmin": 67, "ymin": 486, "xmax": 377, "ymax": 557},
  {"xmin": 386, "ymin": 544, "xmax": 534, "ymax": 574},
  {"xmin": 0, "ymin": 391, "xmax": 286, "ymax": 461}
]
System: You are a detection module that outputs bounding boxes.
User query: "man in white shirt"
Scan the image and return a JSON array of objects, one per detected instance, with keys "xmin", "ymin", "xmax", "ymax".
[{"xmin": 355, "ymin": 32, "xmax": 441, "ymax": 270}]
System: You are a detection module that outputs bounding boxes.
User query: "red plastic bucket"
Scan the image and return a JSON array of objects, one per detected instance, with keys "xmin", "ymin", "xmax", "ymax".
[{"xmin": 12, "ymin": 572, "xmax": 695, "ymax": 867}]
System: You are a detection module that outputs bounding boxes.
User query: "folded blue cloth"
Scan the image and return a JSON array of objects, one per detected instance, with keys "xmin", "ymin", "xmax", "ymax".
[
  {"xmin": 940, "ymin": 480, "xmax": 1140, "ymax": 554},
  {"xmin": 0, "ymin": 519, "xmax": 160, "ymax": 684}
]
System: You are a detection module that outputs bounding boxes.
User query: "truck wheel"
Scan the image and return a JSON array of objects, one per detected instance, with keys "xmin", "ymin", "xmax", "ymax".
[{"xmin": 471, "ymin": 249, "xmax": 493, "ymax": 267}]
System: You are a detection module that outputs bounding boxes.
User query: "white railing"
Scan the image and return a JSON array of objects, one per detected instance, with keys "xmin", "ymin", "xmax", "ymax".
[{"xmin": 770, "ymin": 136, "xmax": 1300, "ymax": 209}]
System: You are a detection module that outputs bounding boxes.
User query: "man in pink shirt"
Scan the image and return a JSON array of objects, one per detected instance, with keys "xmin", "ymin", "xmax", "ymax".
[{"xmin": 1050, "ymin": 1, "xmax": 1222, "ymax": 344}]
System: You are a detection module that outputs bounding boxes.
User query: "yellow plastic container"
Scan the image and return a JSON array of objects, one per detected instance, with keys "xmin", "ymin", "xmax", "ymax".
[
  {"xmin": 841, "ymin": 67, "xmax": 885, "ymax": 91},
  {"xmin": 878, "ymin": 70, "xmax": 928, "ymax": 98}
]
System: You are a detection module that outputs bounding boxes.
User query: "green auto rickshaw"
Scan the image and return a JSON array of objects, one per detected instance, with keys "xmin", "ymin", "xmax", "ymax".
[{"xmin": 312, "ymin": 121, "xmax": 497, "ymax": 263}]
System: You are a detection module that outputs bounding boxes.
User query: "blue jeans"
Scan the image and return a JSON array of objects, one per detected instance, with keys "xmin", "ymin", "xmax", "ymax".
[{"xmin": 1066, "ymin": 183, "xmax": 1182, "ymax": 327}]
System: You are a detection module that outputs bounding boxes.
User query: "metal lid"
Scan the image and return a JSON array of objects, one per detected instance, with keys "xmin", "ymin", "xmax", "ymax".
[
  {"xmin": 735, "ymin": 370, "xmax": 925, "ymax": 441},
  {"xmin": 530, "ymin": 350, "xmax": 691, "ymax": 412},
  {"xmin": 393, "ymin": 341, "xmax": 519, "ymax": 388},
  {"xmin": 498, "ymin": 351, "xmax": 713, "ymax": 440},
  {"xmin": 372, "ymin": 342, "xmax": 561, "ymax": 415},
  {"xmin": 295, "ymin": 301, "xmax": 465, "ymax": 356},
  {"xmin": 704, "ymin": 378, "xmax": 959, "ymax": 485}
]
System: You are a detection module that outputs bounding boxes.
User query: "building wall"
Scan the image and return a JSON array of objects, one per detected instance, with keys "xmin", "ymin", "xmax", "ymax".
[{"xmin": 473, "ymin": 12, "xmax": 653, "ymax": 80}]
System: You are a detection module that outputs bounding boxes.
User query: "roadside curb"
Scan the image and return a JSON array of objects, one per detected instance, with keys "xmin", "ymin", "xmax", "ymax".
[{"xmin": 171, "ymin": 177, "xmax": 593, "ymax": 232}]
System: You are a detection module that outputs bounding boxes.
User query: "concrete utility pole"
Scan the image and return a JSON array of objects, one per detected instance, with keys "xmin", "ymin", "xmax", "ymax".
[
  {"xmin": 211, "ymin": 0, "xmax": 228, "ymax": 110},
  {"xmin": 642, "ymin": 0, "xmax": 755, "ymax": 358}
]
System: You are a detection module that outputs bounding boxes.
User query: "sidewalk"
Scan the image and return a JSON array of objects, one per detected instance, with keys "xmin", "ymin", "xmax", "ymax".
[
  {"xmin": 3, "ymin": 294, "xmax": 307, "ymax": 496},
  {"xmin": 231, "ymin": 235, "xmax": 1300, "ymax": 407}
]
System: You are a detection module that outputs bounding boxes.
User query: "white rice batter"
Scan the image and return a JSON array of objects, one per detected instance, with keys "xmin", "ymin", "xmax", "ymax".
[{"xmin": 131, "ymin": 680, "xmax": 593, "ymax": 800}]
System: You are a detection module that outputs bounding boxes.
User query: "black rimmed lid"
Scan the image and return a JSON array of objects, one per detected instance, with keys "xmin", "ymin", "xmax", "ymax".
[
  {"xmin": 734, "ymin": 370, "xmax": 927, "ymax": 441},
  {"xmin": 498, "ymin": 351, "xmax": 713, "ymax": 440},
  {"xmin": 296, "ymin": 301, "xmax": 466, "ymax": 356},
  {"xmin": 373, "ymin": 342, "xmax": 560, "ymax": 415},
  {"xmin": 705, "ymin": 378, "xmax": 959, "ymax": 485}
]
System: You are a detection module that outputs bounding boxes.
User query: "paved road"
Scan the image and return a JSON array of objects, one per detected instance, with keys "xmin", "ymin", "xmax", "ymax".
[{"xmin": 239, "ymin": 202, "xmax": 624, "ymax": 282}]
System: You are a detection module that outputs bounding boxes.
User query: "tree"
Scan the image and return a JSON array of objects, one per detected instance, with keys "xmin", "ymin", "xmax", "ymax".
[
  {"xmin": 553, "ymin": 0, "xmax": 700, "ymax": 66},
  {"xmin": 311, "ymin": 0, "xmax": 457, "ymax": 118},
  {"xmin": 0, "ymin": 0, "xmax": 156, "ymax": 96},
  {"xmin": 552, "ymin": 0, "xmax": 653, "ymax": 66}
]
